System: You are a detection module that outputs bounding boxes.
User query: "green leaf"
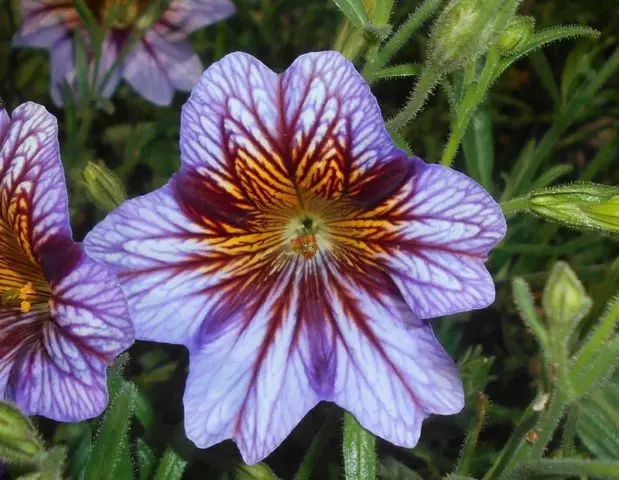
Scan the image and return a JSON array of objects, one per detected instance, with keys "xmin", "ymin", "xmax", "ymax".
[
  {"xmin": 462, "ymin": 99, "xmax": 494, "ymax": 191},
  {"xmin": 576, "ymin": 380, "xmax": 619, "ymax": 459},
  {"xmin": 377, "ymin": 457, "xmax": 424, "ymax": 479},
  {"xmin": 342, "ymin": 413, "xmax": 375, "ymax": 480},
  {"xmin": 372, "ymin": 0, "xmax": 395, "ymax": 25},
  {"xmin": 136, "ymin": 439, "xmax": 156, "ymax": 480},
  {"xmin": 529, "ymin": 51, "xmax": 561, "ymax": 109},
  {"xmin": 374, "ymin": 63, "xmax": 421, "ymax": 80},
  {"xmin": 331, "ymin": 0, "xmax": 369, "ymax": 30},
  {"xmin": 492, "ymin": 26, "xmax": 600, "ymax": 84},
  {"xmin": 531, "ymin": 164, "xmax": 574, "ymax": 190},
  {"xmin": 0, "ymin": 401, "xmax": 43, "ymax": 465},
  {"xmin": 39, "ymin": 446, "xmax": 67, "ymax": 480},
  {"xmin": 296, "ymin": 415, "xmax": 339, "ymax": 480},
  {"xmin": 153, "ymin": 448, "xmax": 187, "ymax": 480},
  {"xmin": 505, "ymin": 459, "xmax": 619, "ymax": 479},
  {"xmin": 83, "ymin": 382, "xmax": 137, "ymax": 480},
  {"xmin": 501, "ymin": 138, "xmax": 536, "ymax": 201}
]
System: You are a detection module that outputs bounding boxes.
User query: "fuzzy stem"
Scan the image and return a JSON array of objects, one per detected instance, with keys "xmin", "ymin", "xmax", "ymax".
[{"xmin": 386, "ymin": 68, "xmax": 440, "ymax": 133}]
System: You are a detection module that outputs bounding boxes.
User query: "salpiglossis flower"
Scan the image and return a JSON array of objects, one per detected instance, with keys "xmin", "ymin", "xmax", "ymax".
[
  {"xmin": 85, "ymin": 52, "xmax": 506, "ymax": 463},
  {"xmin": 0, "ymin": 102, "xmax": 133, "ymax": 421},
  {"xmin": 13, "ymin": 0, "xmax": 236, "ymax": 106}
]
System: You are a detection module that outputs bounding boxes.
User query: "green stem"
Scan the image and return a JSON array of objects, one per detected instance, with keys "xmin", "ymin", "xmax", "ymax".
[
  {"xmin": 440, "ymin": 47, "xmax": 500, "ymax": 167},
  {"xmin": 387, "ymin": 68, "xmax": 440, "ymax": 133},
  {"xmin": 363, "ymin": 0, "xmax": 444, "ymax": 82},
  {"xmin": 481, "ymin": 409, "xmax": 538, "ymax": 480},
  {"xmin": 499, "ymin": 391, "xmax": 567, "ymax": 478},
  {"xmin": 500, "ymin": 197, "xmax": 529, "ymax": 216},
  {"xmin": 455, "ymin": 393, "xmax": 489, "ymax": 476}
]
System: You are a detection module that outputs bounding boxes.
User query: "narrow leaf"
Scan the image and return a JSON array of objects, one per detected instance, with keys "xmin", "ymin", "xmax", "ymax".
[
  {"xmin": 576, "ymin": 381, "xmax": 619, "ymax": 459},
  {"xmin": 462, "ymin": 99, "xmax": 494, "ymax": 191},
  {"xmin": 296, "ymin": 415, "xmax": 339, "ymax": 480},
  {"xmin": 529, "ymin": 51, "xmax": 561, "ymax": 109},
  {"xmin": 342, "ymin": 413, "xmax": 375, "ymax": 480},
  {"xmin": 153, "ymin": 448, "xmax": 187, "ymax": 480},
  {"xmin": 331, "ymin": 0, "xmax": 369, "ymax": 30},
  {"xmin": 531, "ymin": 164, "xmax": 574, "ymax": 190},
  {"xmin": 83, "ymin": 382, "xmax": 137, "ymax": 480},
  {"xmin": 374, "ymin": 63, "xmax": 421, "ymax": 80},
  {"xmin": 492, "ymin": 26, "xmax": 600, "ymax": 84}
]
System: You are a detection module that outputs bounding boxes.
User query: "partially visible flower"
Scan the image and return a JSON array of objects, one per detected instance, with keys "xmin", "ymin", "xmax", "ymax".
[
  {"xmin": 0, "ymin": 102, "xmax": 133, "ymax": 420},
  {"xmin": 13, "ymin": 0, "xmax": 236, "ymax": 106},
  {"xmin": 85, "ymin": 52, "xmax": 506, "ymax": 463}
]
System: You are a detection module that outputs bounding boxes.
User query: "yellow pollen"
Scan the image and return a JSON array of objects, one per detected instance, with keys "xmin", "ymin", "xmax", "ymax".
[
  {"xmin": 19, "ymin": 282, "xmax": 35, "ymax": 299},
  {"xmin": 291, "ymin": 232, "xmax": 319, "ymax": 260},
  {"xmin": 1, "ymin": 282, "xmax": 37, "ymax": 313}
]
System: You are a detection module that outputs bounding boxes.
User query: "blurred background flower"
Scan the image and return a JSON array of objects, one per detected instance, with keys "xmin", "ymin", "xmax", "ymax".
[{"xmin": 13, "ymin": 0, "xmax": 236, "ymax": 105}]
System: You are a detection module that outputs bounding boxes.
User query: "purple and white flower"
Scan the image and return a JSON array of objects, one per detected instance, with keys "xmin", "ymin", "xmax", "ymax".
[
  {"xmin": 0, "ymin": 102, "xmax": 133, "ymax": 421},
  {"xmin": 13, "ymin": 0, "xmax": 236, "ymax": 106},
  {"xmin": 85, "ymin": 51, "xmax": 506, "ymax": 463}
]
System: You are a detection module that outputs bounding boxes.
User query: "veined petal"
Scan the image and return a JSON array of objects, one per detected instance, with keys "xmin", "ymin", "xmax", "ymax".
[
  {"xmin": 281, "ymin": 52, "xmax": 408, "ymax": 202},
  {"xmin": 0, "ymin": 103, "xmax": 72, "ymax": 260},
  {"xmin": 13, "ymin": 0, "xmax": 76, "ymax": 48},
  {"xmin": 181, "ymin": 51, "xmax": 407, "ymax": 215},
  {"xmin": 85, "ymin": 184, "xmax": 223, "ymax": 346},
  {"xmin": 157, "ymin": 0, "xmax": 236, "ymax": 39},
  {"xmin": 181, "ymin": 251, "xmax": 462, "ymax": 463},
  {"xmin": 123, "ymin": 32, "xmax": 202, "ymax": 106},
  {"xmin": 330, "ymin": 158, "xmax": 506, "ymax": 319},
  {"xmin": 184, "ymin": 259, "xmax": 320, "ymax": 464},
  {"xmin": 3, "ymin": 245, "xmax": 133, "ymax": 421}
]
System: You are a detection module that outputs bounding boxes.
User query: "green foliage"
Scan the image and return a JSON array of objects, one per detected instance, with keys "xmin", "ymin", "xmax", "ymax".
[{"xmin": 342, "ymin": 413, "xmax": 376, "ymax": 480}]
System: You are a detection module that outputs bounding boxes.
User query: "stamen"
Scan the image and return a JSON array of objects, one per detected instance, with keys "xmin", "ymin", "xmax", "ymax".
[
  {"xmin": 1, "ymin": 282, "xmax": 37, "ymax": 313},
  {"xmin": 291, "ymin": 232, "xmax": 319, "ymax": 260}
]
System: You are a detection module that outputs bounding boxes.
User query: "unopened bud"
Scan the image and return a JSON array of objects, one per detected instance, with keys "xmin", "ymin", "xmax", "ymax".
[
  {"xmin": 498, "ymin": 16, "xmax": 534, "ymax": 53},
  {"xmin": 528, "ymin": 183, "xmax": 619, "ymax": 234},
  {"xmin": 543, "ymin": 261, "xmax": 592, "ymax": 328},
  {"xmin": 428, "ymin": 0, "xmax": 509, "ymax": 73},
  {"xmin": 83, "ymin": 161, "xmax": 126, "ymax": 212},
  {"xmin": 0, "ymin": 401, "xmax": 43, "ymax": 464}
]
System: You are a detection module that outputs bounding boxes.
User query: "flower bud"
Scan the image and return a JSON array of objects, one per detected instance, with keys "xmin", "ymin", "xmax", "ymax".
[
  {"xmin": 83, "ymin": 161, "xmax": 127, "ymax": 212},
  {"xmin": 428, "ymin": 0, "xmax": 513, "ymax": 73},
  {"xmin": 0, "ymin": 401, "xmax": 43, "ymax": 464},
  {"xmin": 543, "ymin": 261, "xmax": 592, "ymax": 328},
  {"xmin": 528, "ymin": 183, "xmax": 619, "ymax": 234},
  {"xmin": 497, "ymin": 16, "xmax": 534, "ymax": 53}
]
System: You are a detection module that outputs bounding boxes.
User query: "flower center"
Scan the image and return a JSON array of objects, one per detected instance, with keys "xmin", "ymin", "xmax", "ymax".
[
  {"xmin": 85, "ymin": 0, "xmax": 146, "ymax": 29},
  {"xmin": 290, "ymin": 217, "xmax": 320, "ymax": 260},
  {"xmin": 1, "ymin": 219, "xmax": 53, "ymax": 315}
]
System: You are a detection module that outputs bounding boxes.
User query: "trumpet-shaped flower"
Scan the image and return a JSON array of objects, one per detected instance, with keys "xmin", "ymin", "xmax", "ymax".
[
  {"xmin": 0, "ymin": 102, "xmax": 133, "ymax": 421},
  {"xmin": 13, "ymin": 0, "xmax": 235, "ymax": 106},
  {"xmin": 85, "ymin": 52, "xmax": 506, "ymax": 463}
]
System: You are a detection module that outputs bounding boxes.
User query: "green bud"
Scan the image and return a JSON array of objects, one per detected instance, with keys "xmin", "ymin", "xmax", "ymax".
[
  {"xmin": 427, "ymin": 0, "xmax": 515, "ymax": 73},
  {"xmin": 0, "ymin": 401, "xmax": 43, "ymax": 465},
  {"xmin": 497, "ymin": 16, "xmax": 534, "ymax": 53},
  {"xmin": 528, "ymin": 183, "xmax": 619, "ymax": 234},
  {"xmin": 83, "ymin": 161, "xmax": 127, "ymax": 212},
  {"xmin": 234, "ymin": 462, "xmax": 279, "ymax": 480},
  {"xmin": 543, "ymin": 262, "xmax": 592, "ymax": 328}
]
